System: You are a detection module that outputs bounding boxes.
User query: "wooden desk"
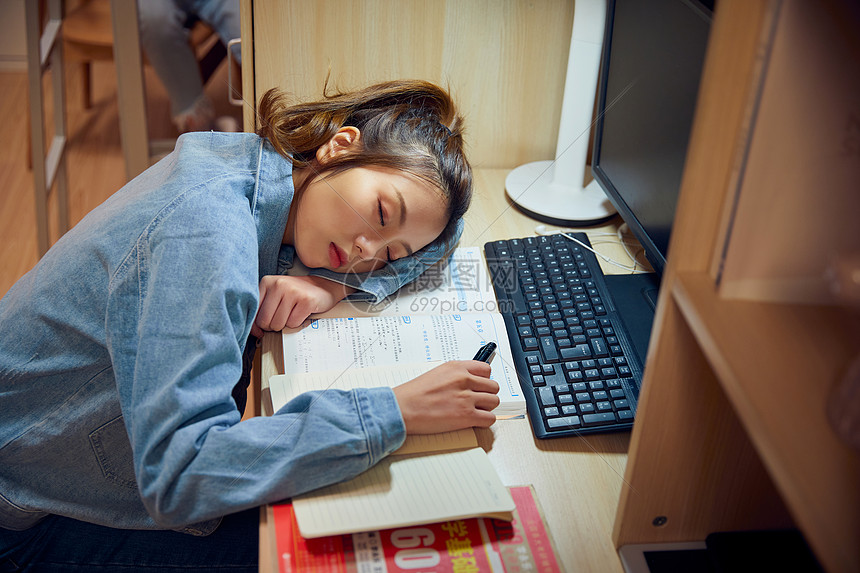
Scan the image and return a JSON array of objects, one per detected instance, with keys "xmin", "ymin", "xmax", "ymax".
[
  {"xmin": 257, "ymin": 168, "xmax": 644, "ymax": 572},
  {"xmin": 254, "ymin": 4, "xmax": 860, "ymax": 571}
]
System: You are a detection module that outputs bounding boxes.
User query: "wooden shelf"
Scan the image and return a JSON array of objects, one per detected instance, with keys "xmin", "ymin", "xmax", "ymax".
[
  {"xmin": 674, "ymin": 272, "xmax": 860, "ymax": 571},
  {"xmin": 614, "ymin": 2, "xmax": 860, "ymax": 572}
]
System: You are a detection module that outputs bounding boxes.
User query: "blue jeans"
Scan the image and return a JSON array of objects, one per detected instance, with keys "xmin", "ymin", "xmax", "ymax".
[
  {"xmin": 0, "ymin": 508, "xmax": 258, "ymax": 572},
  {"xmin": 137, "ymin": 0, "xmax": 242, "ymax": 118}
]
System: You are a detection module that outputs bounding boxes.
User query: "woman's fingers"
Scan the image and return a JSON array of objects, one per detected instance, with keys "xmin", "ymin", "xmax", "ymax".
[{"xmin": 393, "ymin": 360, "xmax": 501, "ymax": 434}]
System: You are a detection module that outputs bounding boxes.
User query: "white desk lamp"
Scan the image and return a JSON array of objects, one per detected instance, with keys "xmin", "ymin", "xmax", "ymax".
[{"xmin": 505, "ymin": 0, "xmax": 615, "ymax": 226}]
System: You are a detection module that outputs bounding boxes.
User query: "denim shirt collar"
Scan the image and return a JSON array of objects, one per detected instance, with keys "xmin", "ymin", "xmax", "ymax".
[{"xmin": 253, "ymin": 139, "xmax": 295, "ymax": 279}]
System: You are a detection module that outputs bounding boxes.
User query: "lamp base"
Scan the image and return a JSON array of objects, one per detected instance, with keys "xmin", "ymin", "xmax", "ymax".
[{"xmin": 505, "ymin": 160, "xmax": 616, "ymax": 227}]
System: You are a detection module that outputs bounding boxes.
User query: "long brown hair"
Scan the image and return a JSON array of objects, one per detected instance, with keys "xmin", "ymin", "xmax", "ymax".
[{"xmin": 256, "ymin": 80, "xmax": 472, "ymax": 249}]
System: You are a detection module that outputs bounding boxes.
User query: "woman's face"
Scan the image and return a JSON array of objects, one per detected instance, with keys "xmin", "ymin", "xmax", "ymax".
[{"xmin": 287, "ymin": 165, "xmax": 449, "ymax": 273}]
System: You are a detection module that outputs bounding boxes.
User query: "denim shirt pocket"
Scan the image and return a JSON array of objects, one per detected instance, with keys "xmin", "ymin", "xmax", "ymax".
[
  {"xmin": 88, "ymin": 416, "xmax": 222, "ymax": 536},
  {"xmin": 89, "ymin": 415, "xmax": 138, "ymax": 490}
]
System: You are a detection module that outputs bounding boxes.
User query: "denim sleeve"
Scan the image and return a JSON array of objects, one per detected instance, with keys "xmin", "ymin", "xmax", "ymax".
[
  {"xmin": 109, "ymin": 203, "xmax": 406, "ymax": 529},
  {"xmin": 309, "ymin": 218, "xmax": 464, "ymax": 303}
]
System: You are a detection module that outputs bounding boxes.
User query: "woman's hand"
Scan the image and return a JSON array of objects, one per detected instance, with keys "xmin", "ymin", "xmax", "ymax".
[
  {"xmin": 392, "ymin": 360, "xmax": 501, "ymax": 434},
  {"xmin": 251, "ymin": 275, "xmax": 355, "ymax": 336}
]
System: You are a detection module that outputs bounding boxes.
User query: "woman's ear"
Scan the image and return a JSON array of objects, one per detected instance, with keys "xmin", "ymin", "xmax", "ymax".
[{"xmin": 316, "ymin": 126, "xmax": 361, "ymax": 164}]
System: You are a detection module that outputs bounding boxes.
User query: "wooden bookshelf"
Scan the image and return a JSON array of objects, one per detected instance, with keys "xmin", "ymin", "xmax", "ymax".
[{"xmin": 613, "ymin": 2, "xmax": 860, "ymax": 572}]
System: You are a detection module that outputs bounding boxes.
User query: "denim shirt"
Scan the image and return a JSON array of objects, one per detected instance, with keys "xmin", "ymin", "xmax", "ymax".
[{"xmin": 0, "ymin": 132, "xmax": 461, "ymax": 535}]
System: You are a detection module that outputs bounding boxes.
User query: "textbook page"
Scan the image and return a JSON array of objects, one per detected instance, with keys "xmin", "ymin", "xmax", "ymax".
[
  {"xmin": 267, "ymin": 364, "xmax": 478, "ymax": 455},
  {"xmin": 292, "ymin": 447, "xmax": 515, "ymax": 539},
  {"xmin": 281, "ymin": 312, "xmax": 525, "ymax": 415},
  {"xmin": 317, "ymin": 247, "xmax": 500, "ymax": 319}
]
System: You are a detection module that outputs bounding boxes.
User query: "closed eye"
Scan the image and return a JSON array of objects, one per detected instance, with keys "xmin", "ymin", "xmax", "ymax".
[{"xmin": 378, "ymin": 199, "xmax": 385, "ymax": 227}]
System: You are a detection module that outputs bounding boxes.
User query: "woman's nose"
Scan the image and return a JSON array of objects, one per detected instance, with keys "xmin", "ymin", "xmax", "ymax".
[{"xmin": 353, "ymin": 234, "xmax": 384, "ymax": 260}]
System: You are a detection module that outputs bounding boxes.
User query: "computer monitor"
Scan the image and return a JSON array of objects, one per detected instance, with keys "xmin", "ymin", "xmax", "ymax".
[{"xmin": 591, "ymin": 0, "xmax": 715, "ymax": 278}]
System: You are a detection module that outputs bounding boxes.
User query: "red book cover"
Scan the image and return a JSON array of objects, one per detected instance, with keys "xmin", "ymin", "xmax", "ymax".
[{"xmin": 271, "ymin": 485, "xmax": 561, "ymax": 573}]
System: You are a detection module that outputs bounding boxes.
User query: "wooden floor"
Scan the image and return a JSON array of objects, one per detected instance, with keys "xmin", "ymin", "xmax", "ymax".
[{"xmin": 0, "ymin": 56, "xmax": 243, "ymax": 298}]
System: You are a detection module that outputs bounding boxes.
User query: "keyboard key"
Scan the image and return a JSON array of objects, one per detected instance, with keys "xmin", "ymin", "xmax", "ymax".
[
  {"xmin": 561, "ymin": 344, "xmax": 591, "ymax": 359},
  {"xmin": 617, "ymin": 409, "xmax": 634, "ymax": 421},
  {"xmin": 539, "ymin": 337, "xmax": 559, "ymax": 362},
  {"xmin": 547, "ymin": 416, "xmax": 581, "ymax": 430},
  {"xmin": 538, "ymin": 387, "xmax": 556, "ymax": 406},
  {"xmin": 561, "ymin": 405, "xmax": 577, "ymax": 416},
  {"xmin": 590, "ymin": 338, "xmax": 609, "ymax": 357},
  {"xmin": 582, "ymin": 413, "xmax": 616, "ymax": 426}
]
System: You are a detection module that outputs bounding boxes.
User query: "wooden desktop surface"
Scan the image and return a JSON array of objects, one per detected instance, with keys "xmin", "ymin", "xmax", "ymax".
[{"xmin": 258, "ymin": 168, "xmax": 645, "ymax": 572}]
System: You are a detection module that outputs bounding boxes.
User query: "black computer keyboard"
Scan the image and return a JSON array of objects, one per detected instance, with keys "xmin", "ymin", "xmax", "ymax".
[{"xmin": 484, "ymin": 233, "xmax": 643, "ymax": 438}]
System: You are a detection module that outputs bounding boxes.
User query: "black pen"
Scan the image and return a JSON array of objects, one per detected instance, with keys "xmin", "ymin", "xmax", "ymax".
[{"xmin": 472, "ymin": 342, "xmax": 497, "ymax": 363}]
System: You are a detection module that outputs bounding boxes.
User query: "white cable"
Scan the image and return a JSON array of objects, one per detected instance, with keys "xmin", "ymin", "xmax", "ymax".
[
  {"xmin": 616, "ymin": 225, "xmax": 641, "ymax": 273},
  {"xmin": 558, "ymin": 232, "xmax": 643, "ymax": 273}
]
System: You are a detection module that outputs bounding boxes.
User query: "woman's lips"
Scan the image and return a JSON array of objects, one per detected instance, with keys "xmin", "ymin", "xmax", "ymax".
[{"xmin": 329, "ymin": 242, "xmax": 345, "ymax": 268}]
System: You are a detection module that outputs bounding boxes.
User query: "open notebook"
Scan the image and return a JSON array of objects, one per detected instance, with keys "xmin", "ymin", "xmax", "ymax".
[
  {"xmin": 275, "ymin": 247, "xmax": 526, "ymax": 418},
  {"xmin": 269, "ymin": 364, "xmax": 515, "ymax": 539}
]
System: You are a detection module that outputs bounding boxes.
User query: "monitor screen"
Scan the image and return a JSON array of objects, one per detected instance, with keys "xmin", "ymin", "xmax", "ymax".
[{"xmin": 591, "ymin": 0, "xmax": 714, "ymax": 277}]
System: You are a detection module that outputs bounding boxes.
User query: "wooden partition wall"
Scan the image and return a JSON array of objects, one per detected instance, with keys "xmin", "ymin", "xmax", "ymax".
[{"xmin": 241, "ymin": 0, "xmax": 575, "ymax": 169}]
